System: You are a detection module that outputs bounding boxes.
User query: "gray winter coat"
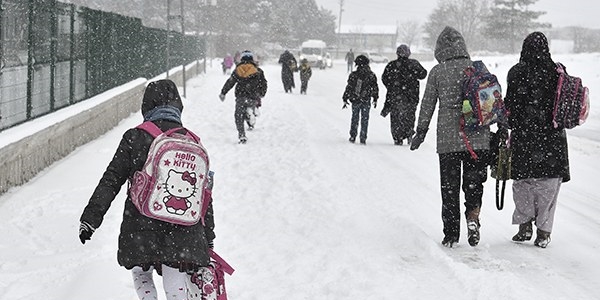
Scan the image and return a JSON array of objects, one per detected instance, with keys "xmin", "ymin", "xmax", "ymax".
[{"xmin": 416, "ymin": 26, "xmax": 490, "ymax": 154}]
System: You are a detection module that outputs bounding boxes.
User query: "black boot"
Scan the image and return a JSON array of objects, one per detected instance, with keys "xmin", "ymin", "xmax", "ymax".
[
  {"xmin": 534, "ymin": 229, "xmax": 551, "ymax": 248},
  {"xmin": 512, "ymin": 220, "xmax": 533, "ymax": 242},
  {"xmin": 441, "ymin": 235, "xmax": 459, "ymax": 248}
]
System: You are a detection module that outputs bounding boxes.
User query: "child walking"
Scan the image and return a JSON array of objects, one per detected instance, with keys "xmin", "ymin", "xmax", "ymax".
[
  {"xmin": 78, "ymin": 79, "xmax": 216, "ymax": 299},
  {"xmin": 299, "ymin": 58, "xmax": 312, "ymax": 94},
  {"xmin": 342, "ymin": 54, "xmax": 379, "ymax": 144}
]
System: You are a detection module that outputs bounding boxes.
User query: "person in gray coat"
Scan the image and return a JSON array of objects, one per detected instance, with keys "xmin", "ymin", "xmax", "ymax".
[{"xmin": 410, "ymin": 26, "xmax": 490, "ymax": 248}]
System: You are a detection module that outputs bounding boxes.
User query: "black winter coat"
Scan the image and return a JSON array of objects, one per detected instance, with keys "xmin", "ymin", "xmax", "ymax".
[
  {"xmin": 80, "ymin": 80, "xmax": 215, "ymax": 272},
  {"xmin": 381, "ymin": 57, "xmax": 427, "ymax": 105},
  {"xmin": 505, "ymin": 32, "xmax": 570, "ymax": 182},
  {"xmin": 343, "ymin": 65, "xmax": 379, "ymax": 104}
]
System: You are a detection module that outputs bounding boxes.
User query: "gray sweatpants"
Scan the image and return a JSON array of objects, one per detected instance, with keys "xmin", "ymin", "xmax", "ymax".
[{"xmin": 512, "ymin": 178, "xmax": 562, "ymax": 233}]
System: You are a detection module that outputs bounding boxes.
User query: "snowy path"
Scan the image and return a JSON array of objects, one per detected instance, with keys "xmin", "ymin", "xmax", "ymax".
[{"xmin": 1, "ymin": 57, "xmax": 599, "ymax": 300}]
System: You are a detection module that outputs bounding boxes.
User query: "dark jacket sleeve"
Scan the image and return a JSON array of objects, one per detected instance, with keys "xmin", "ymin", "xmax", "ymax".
[
  {"xmin": 412, "ymin": 60, "xmax": 428, "ymax": 80},
  {"xmin": 80, "ymin": 130, "xmax": 138, "ymax": 228},
  {"xmin": 257, "ymin": 69, "xmax": 268, "ymax": 98},
  {"xmin": 342, "ymin": 73, "xmax": 357, "ymax": 102},
  {"xmin": 221, "ymin": 74, "xmax": 238, "ymax": 95},
  {"xmin": 369, "ymin": 72, "xmax": 379, "ymax": 101},
  {"xmin": 381, "ymin": 62, "xmax": 394, "ymax": 88},
  {"xmin": 203, "ymin": 202, "xmax": 216, "ymax": 243}
]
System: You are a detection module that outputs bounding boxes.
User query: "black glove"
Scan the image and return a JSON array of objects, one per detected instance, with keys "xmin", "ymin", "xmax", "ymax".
[
  {"xmin": 410, "ymin": 128, "xmax": 428, "ymax": 151},
  {"xmin": 79, "ymin": 221, "xmax": 95, "ymax": 244},
  {"xmin": 373, "ymin": 100, "xmax": 377, "ymax": 108},
  {"xmin": 219, "ymin": 94, "xmax": 225, "ymax": 101},
  {"xmin": 342, "ymin": 101, "xmax": 349, "ymax": 109}
]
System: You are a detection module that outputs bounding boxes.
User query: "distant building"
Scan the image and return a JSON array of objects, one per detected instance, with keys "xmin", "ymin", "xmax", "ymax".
[{"xmin": 336, "ymin": 24, "xmax": 398, "ymax": 55}]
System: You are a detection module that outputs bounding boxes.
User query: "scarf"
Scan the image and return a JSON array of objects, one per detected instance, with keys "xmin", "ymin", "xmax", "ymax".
[{"xmin": 143, "ymin": 105, "xmax": 182, "ymax": 124}]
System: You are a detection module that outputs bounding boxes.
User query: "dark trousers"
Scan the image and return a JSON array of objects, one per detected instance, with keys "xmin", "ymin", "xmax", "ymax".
[
  {"xmin": 349, "ymin": 102, "xmax": 370, "ymax": 142},
  {"xmin": 300, "ymin": 79, "xmax": 308, "ymax": 94},
  {"xmin": 438, "ymin": 151, "xmax": 488, "ymax": 240},
  {"xmin": 389, "ymin": 102, "xmax": 417, "ymax": 142},
  {"xmin": 234, "ymin": 98, "xmax": 255, "ymax": 138}
]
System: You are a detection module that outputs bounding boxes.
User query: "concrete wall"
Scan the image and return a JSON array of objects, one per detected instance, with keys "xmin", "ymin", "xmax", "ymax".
[{"xmin": 0, "ymin": 62, "xmax": 204, "ymax": 196}]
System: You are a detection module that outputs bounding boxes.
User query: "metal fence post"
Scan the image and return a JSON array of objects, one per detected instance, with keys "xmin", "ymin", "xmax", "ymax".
[
  {"xmin": 50, "ymin": 0, "xmax": 57, "ymax": 111},
  {"xmin": 26, "ymin": 0, "xmax": 34, "ymax": 119}
]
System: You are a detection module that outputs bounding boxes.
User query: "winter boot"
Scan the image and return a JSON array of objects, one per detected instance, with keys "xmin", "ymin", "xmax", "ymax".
[
  {"xmin": 512, "ymin": 220, "xmax": 533, "ymax": 242},
  {"xmin": 239, "ymin": 136, "xmax": 247, "ymax": 144},
  {"xmin": 466, "ymin": 207, "xmax": 481, "ymax": 247},
  {"xmin": 441, "ymin": 235, "xmax": 459, "ymax": 248},
  {"xmin": 534, "ymin": 229, "xmax": 551, "ymax": 248},
  {"xmin": 467, "ymin": 220, "xmax": 480, "ymax": 246},
  {"xmin": 349, "ymin": 137, "xmax": 356, "ymax": 143},
  {"xmin": 246, "ymin": 107, "xmax": 256, "ymax": 127}
]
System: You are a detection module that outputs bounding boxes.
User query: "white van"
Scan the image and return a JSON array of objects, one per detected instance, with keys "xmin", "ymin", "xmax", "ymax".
[{"xmin": 299, "ymin": 40, "xmax": 328, "ymax": 69}]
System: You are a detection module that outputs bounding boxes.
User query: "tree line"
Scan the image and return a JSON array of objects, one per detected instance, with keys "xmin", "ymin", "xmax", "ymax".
[{"xmin": 67, "ymin": 0, "xmax": 559, "ymax": 54}]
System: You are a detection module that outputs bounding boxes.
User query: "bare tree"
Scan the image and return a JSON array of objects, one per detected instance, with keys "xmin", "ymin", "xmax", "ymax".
[
  {"xmin": 423, "ymin": 0, "xmax": 491, "ymax": 51},
  {"xmin": 397, "ymin": 20, "xmax": 421, "ymax": 48}
]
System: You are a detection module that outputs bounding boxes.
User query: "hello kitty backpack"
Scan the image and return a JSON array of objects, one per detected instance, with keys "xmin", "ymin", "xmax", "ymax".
[{"xmin": 129, "ymin": 121, "xmax": 211, "ymax": 226}]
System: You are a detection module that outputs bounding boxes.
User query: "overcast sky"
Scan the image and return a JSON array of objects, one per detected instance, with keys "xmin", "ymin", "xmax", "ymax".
[{"xmin": 315, "ymin": 0, "xmax": 600, "ymax": 30}]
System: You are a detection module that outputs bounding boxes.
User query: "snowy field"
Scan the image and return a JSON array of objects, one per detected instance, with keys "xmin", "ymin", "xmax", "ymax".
[{"xmin": 0, "ymin": 53, "xmax": 599, "ymax": 300}]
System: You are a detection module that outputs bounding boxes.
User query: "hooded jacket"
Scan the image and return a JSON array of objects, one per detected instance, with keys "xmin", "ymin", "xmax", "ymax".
[
  {"xmin": 80, "ymin": 79, "xmax": 215, "ymax": 271},
  {"xmin": 505, "ymin": 32, "xmax": 570, "ymax": 182},
  {"xmin": 416, "ymin": 26, "xmax": 490, "ymax": 154},
  {"xmin": 221, "ymin": 61, "xmax": 268, "ymax": 100}
]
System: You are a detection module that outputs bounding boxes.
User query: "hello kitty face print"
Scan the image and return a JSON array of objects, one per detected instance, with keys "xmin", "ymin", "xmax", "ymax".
[{"xmin": 163, "ymin": 170, "xmax": 198, "ymax": 215}]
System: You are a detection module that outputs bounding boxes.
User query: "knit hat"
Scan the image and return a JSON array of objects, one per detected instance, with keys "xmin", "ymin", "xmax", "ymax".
[
  {"xmin": 354, "ymin": 54, "xmax": 369, "ymax": 66},
  {"xmin": 396, "ymin": 44, "xmax": 411, "ymax": 58},
  {"xmin": 240, "ymin": 50, "xmax": 254, "ymax": 62}
]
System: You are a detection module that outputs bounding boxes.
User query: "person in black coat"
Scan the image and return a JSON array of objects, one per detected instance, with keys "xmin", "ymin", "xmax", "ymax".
[
  {"xmin": 79, "ymin": 79, "xmax": 215, "ymax": 300},
  {"xmin": 381, "ymin": 44, "xmax": 428, "ymax": 145},
  {"xmin": 342, "ymin": 54, "xmax": 379, "ymax": 144},
  {"xmin": 220, "ymin": 50, "xmax": 268, "ymax": 144},
  {"xmin": 278, "ymin": 50, "xmax": 297, "ymax": 93},
  {"xmin": 345, "ymin": 49, "xmax": 355, "ymax": 73},
  {"xmin": 504, "ymin": 32, "xmax": 570, "ymax": 248}
]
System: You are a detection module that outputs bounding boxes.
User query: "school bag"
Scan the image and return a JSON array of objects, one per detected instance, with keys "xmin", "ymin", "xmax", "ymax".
[
  {"xmin": 129, "ymin": 121, "xmax": 211, "ymax": 226},
  {"xmin": 188, "ymin": 249, "xmax": 235, "ymax": 300},
  {"xmin": 552, "ymin": 62, "xmax": 590, "ymax": 129},
  {"xmin": 460, "ymin": 60, "xmax": 506, "ymax": 160}
]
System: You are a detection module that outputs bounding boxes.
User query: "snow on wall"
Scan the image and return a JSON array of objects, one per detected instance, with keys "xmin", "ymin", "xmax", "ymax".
[{"xmin": 0, "ymin": 63, "xmax": 204, "ymax": 196}]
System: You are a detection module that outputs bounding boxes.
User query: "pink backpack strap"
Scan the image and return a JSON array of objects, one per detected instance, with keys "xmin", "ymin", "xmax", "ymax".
[
  {"xmin": 209, "ymin": 249, "xmax": 235, "ymax": 275},
  {"xmin": 136, "ymin": 121, "xmax": 164, "ymax": 138},
  {"xmin": 137, "ymin": 121, "xmax": 200, "ymax": 143}
]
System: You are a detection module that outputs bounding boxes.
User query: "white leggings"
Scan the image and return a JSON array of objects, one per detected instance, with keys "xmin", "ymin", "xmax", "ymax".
[{"xmin": 132, "ymin": 265, "xmax": 188, "ymax": 300}]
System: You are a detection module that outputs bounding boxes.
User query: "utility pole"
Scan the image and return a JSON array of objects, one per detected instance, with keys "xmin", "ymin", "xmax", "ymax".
[
  {"xmin": 166, "ymin": 0, "xmax": 186, "ymax": 96},
  {"xmin": 337, "ymin": 0, "xmax": 344, "ymax": 58}
]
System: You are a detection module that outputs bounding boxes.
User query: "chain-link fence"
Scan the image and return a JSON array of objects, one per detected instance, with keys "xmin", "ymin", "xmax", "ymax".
[{"xmin": 0, "ymin": 0, "xmax": 205, "ymax": 131}]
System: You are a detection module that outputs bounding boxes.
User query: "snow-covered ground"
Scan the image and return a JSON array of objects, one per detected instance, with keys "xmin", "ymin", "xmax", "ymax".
[{"xmin": 1, "ymin": 53, "xmax": 599, "ymax": 300}]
